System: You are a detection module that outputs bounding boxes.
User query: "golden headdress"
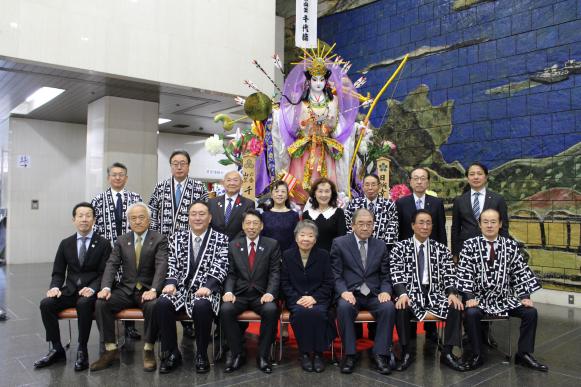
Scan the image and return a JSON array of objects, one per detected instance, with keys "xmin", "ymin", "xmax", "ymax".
[{"xmin": 292, "ymin": 40, "xmax": 345, "ymax": 77}]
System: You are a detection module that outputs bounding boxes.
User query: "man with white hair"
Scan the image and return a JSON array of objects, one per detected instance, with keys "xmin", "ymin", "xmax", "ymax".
[{"xmin": 90, "ymin": 203, "xmax": 168, "ymax": 372}]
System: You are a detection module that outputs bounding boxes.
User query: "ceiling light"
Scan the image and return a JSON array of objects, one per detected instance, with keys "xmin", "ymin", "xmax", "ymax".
[
  {"xmin": 158, "ymin": 118, "xmax": 171, "ymax": 125},
  {"xmin": 9, "ymin": 22, "xmax": 18, "ymax": 29},
  {"xmin": 10, "ymin": 87, "xmax": 65, "ymax": 115}
]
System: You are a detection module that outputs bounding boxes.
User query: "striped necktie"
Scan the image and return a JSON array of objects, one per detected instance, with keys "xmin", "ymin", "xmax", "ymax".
[{"xmin": 472, "ymin": 192, "xmax": 481, "ymax": 220}]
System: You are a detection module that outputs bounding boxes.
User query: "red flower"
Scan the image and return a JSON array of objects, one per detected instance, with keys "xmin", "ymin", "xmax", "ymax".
[{"xmin": 389, "ymin": 184, "xmax": 411, "ymax": 202}]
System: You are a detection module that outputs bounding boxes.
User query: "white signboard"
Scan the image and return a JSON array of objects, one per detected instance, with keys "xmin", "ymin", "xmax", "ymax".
[
  {"xmin": 17, "ymin": 154, "xmax": 30, "ymax": 168},
  {"xmin": 295, "ymin": 0, "xmax": 318, "ymax": 48}
]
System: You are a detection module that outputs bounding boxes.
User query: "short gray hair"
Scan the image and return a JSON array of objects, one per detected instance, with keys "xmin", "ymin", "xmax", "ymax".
[
  {"xmin": 294, "ymin": 219, "xmax": 318, "ymax": 239},
  {"xmin": 352, "ymin": 208, "xmax": 375, "ymax": 224},
  {"xmin": 127, "ymin": 202, "xmax": 151, "ymax": 218}
]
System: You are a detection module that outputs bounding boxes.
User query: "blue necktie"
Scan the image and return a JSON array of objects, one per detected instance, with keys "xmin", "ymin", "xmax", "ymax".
[
  {"xmin": 225, "ymin": 198, "xmax": 233, "ymax": 224},
  {"xmin": 175, "ymin": 183, "xmax": 182, "ymax": 205},
  {"xmin": 415, "ymin": 198, "xmax": 422, "ymax": 210},
  {"xmin": 418, "ymin": 244, "xmax": 426, "ymax": 284},
  {"xmin": 79, "ymin": 237, "xmax": 88, "ymax": 266},
  {"xmin": 472, "ymin": 192, "xmax": 481, "ymax": 220},
  {"xmin": 115, "ymin": 192, "xmax": 123, "ymax": 235}
]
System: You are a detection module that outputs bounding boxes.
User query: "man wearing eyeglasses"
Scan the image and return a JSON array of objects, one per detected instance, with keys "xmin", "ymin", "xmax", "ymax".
[
  {"xmin": 91, "ymin": 162, "xmax": 144, "ymax": 340},
  {"xmin": 148, "ymin": 150, "xmax": 208, "ymax": 338},
  {"xmin": 457, "ymin": 209, "xmax": 547, "ymax": 372},
  {"xmin": 390, "ymin": 210, "xmax": 467, "ymax": 372}
]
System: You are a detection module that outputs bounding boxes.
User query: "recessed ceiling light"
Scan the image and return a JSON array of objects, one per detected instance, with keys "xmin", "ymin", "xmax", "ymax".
[
  {"xmin": 81, "ymin": 36, "xmax": 89, "ymax": 41},
  {"xmin": 10, "ymin": 87, "xmax": 65, "ymax": 115},
  {"xmin": 158, "ymin": 118, "xmax": 171, "ymax": 125},
  {"xmin": 9, "ymin": 22, "xmax": 18, "ymax": 29}
]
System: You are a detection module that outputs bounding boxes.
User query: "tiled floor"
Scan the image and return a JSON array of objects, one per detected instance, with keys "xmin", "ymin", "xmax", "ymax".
[{"xmin": 1, "ymin": 263, "xmax": 580, "ymax": 386}]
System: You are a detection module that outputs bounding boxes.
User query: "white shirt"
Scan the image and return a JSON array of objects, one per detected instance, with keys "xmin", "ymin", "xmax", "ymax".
[
  {"xmin": 413, "ymin": 236, "xmax": 429, "ymax": 285},
  {"xmin": 111, "ymin": 188, "xmax": 123, "ymax": 207},
  {"xmin": 76, "ymin": 232, "xmax": 93, "ymax": 257},
  {"xmin": 354, "ymin": 235, "xmax": 368, "ymax": 256},
  {"xmin": 191, "ymin": 230, "xmax": 207, "ymax": 246},
  {"xmin": 471, "ymin": 187, "xmax": 486, "ymax": 214},
  {"xmin": 225, "ymin": 193, "xmax": 239, "ymax": 214},
  {"xmin": 246, "ymin": 236, "xmax": 259, "ymax": 252},
  {"xmin": 365, "ymin": 197, "xmax": 378, "ymax": 209},
  {"xmin": 483, "ymin": 237, "xmax": 498, "ymax": 258},
  {"xmin": 413, "ymin": 194, "xmax": 425, "ymax": 209},
  {"xmin": 174, "ymin": 178, "xmax": 186, "ymax": 195}
]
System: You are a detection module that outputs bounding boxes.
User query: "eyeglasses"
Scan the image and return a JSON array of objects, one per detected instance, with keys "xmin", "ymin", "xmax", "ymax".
[
  {"xmin": 481, "ymin": 220, "xmax": 499, "ymax": 226},
  {"xmin": 411, "ymin": 176, "xmax": 428, "ymax": 182},
  {"xmin": 109, "ymin": 173, "xmax": 127, "ymax": 178},
  {"xmin": 129, "ymin": 215, "xmax": 147, "ymax": 222},
  {"xmin": 355, "ymin": 222, "xmax": 374, "ymax": 228},
  {"xmin": 171, "ymin": 161, "xmax": 189, "ymax": 167}
]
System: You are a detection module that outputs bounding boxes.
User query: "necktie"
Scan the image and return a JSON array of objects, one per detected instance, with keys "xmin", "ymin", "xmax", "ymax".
[
  {"xmin": 135, "ymin": 235, "xmax": 142, "ymax": 290},
  {"xmin": 248, "ymin": 241, "xmax": 256, "ymax": 271},
  {"xmin": 193, "ymin": 236, "xmax": 202, "ymax": 258},
  {"xmin": 359, "ymin": 240, "xmax": 370, "ymax": 296},
  {"xmin": 115, "ymin": 192, "xmax": 123, "ymax": 235},
  {"xmin": 415, "ymin": 198, "xmax": 422, "ymax": 210},
  {"xmin": 225, "ymin": 198, "xmax": 233, "ymax": 224},
  {"xmin": 175, "ymin": 183, "xmax": 182, "ymax": 205},
  {"xmin": 487, "ymin": 241, "xmax": 496, "ymax": 264},
  {"xmin": 368, "ymin": 201, "xmax": 375, "ymax": 214},
  {"xmin": 472, "ymin": 192, "xmax": 481, "ymax": 220},
  {"xmin": 418, "ymin": 244, "xmax": 426, "ymax": 284},
  {"xmin": 79, "ymin": 237, "xmax": 88, "ymax": 266}
]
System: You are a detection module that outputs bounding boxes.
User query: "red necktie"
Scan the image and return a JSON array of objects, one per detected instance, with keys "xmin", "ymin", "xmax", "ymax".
[
  {"xmin": 488, "ymin": 241, "xmax": 496, "ymax": 263},
  {"xmin": 248, "ymin": 241, "xmax": 256, "ymax": 271}
]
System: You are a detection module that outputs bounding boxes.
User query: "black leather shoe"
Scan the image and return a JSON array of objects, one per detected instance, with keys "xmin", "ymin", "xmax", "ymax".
[
  {"xmin": 396, "ymin": 352, "xmax": 413, "ymax": 371},
  {"xmin": 257, "ymin": 356, "xmax": 272, "ymax": 374},
  {"xmin": 159, "ymin": 351, "xmax": 182, "ymax": 374},
  {"xmin": 467, "ymin": 354, "xmax": 484, "ymax": 370},
  {"xmin": 182, "ymin": 323, "xmax": 195, "ymax": 339},
  {"xmin": 300, "ymin": 353, "xmax": 313, "ymax": 372},
  {"xmin": 372, "ymin": 354, "xmax": 391, "ymax": 375},
  {"xmin": 224, "ymin": 353, "xmax": 245, "ymax": 373},
  {"xmin": 33, "ymin": 348, "xmax": 66, "ymax": 368},
  {"xmin": 440, "ymin": 353, "xmax": 469, "ymax": 372},
  {"xmin": 340, "ymin": 355, "xmax": 356, "ymax": 374},
  {"xmin": 515, "ymin": 353, "xmax": 548, "ymax": 372},
  {"xmin": 313, "ymin": 353, "xmax": 325, "ymax": 373},
  {"xmin": 74, "ymin": 350, "xmax": 89, "ymax": 371},
  {"xmin": 125, "ymin": 326, "xmax": 141, "ymax": 340},
  {"xmin": 195, "ymin": 353, "xmax": 210, "ymax": 373},
  {"xmin": 388, "ymin": 351, "xmax": 397, "ymax": 370}
]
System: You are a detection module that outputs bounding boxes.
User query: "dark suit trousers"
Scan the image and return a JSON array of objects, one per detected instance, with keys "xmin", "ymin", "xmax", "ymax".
[
  {"xmin": 156, "ymin": 297, "xmax": 213, "ymax": 355},
  {"xmin": 336, "ymin": 294, "xmax": 395, "ymax": 356},
  {"xmin": 219, "ymin": 294, "xmax": 279, "ymax": 358},
  {"xmin": 289, "ymin": 304, "xmax": 335, "ymax": 354},
  {"xmin": 396, "ymin": 306, "xmax": 462, "ymax": 348},
  {"xmin": 95, "ymin": 289, "xmax": 158, "ymax": 344},
  {"xmin": 40, "ymin": 294, "xmax": 96, "ymax": 347},
  {"xmin": 465, "ymin": 306, "xmax": 538, "ymax": 356}
]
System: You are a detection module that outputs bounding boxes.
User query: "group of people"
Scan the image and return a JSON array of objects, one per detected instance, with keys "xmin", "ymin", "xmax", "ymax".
[{"xmin": 33, "ymin": 150, "xmax": 548, "ymax": 377}]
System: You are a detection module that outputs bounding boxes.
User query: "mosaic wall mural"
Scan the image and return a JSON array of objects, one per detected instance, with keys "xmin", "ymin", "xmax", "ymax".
[{"xmin": 310, "ymin": 0, "xmax": 581, "ymax": 292}]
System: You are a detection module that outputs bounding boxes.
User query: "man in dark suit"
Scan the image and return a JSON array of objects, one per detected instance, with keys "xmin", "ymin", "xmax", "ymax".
[
  {"xmin": 90, "ymin": 202, "xmax": 168, "ymax": 372},
  {"xmin": 331, "ymin": 208, "xmax": 396, "ymax": 375},
  {"xmin": 451, "ymin": 162, "xmax": 509, "ymax": 258},
  {"xmin": 396, "ymin": 167, "xmax": 447, "ymax": 342},
  {"xmin": 34, "ymin": 202, "xmax": 112, "ymax": 371},
  {"xmin": 220, "ymin": 209, "xmax": 281, "ymax": 374},
  {"xmin": 208, "ymin": 171, "xmax": 255, "ymax": 241}
]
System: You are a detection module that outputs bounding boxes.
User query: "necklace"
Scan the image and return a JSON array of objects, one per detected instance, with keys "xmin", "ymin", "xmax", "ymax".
[
  {"xmin": 309, "ymin": 93, "xmax": 328, "ymax": 109},
  {"xmin": 306, "ymin": 103, "xmax": 330, "ymax": 126}
]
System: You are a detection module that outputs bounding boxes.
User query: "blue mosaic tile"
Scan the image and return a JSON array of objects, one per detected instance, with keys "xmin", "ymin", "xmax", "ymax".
[
  {"xmin": 516, "ymin": 31, "xmax": 537, "ymax": 54},
  {"xmin": 531, "ymin": 4, "xmax": 555, "ymax": 29},
  {"xmin": 531, "ymin": 114, "xmax": 553, "ymax": 136},
  {"xmin": 512, "ymin": 11, "xmax": 532, "ymax": 34},
  {"xmin": 554, "ymin": 0, "xmax": 578, "ymax": 24},
  {"xmin": 552, "ymin": 111, "xmax": 576, "ymax": 134}
]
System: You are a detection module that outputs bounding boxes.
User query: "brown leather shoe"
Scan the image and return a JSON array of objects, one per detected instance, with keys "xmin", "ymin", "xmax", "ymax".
[
  {"xmin": 143, "ymin": 349, "xmax": 157, "ymax": 372},
  {"xmin": 89, "ymin": 349, "xmax": 119, "ymax": 372}
]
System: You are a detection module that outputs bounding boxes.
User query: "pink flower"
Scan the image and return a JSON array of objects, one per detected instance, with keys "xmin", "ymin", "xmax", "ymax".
[
  {"xmin": 389, "ymin": 184, "xmax": 411, "ymax": 201},
  {"xmin": 246, "ymin": 137, "xmax": 264, "ymax": 156}
]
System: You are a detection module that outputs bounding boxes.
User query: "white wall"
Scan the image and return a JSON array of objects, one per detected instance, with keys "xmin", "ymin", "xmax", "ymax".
[
  {"xmin": 0, "ymin": 0, "xmax": 276, "ymax": 97},
  {"xmin": 157, "ymin": 132, "xmax": 235, "ymax": 187},
  {"xmin": 6, "ymin": 118, "xmax": 86, "ymax": 264}
]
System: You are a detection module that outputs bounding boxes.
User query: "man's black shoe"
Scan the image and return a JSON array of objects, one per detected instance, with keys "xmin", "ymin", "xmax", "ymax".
[
  {"xmin": 224, "ymin": 352, "xmax": 245, "ymax": 373},
  {"xmin": 340, "ymin": 355, "xmax": 356, "ymax": 374},
  {"xmin": 33, "ymin": 348, "xmax": 66, "ymax": 368},
  {"xmin": 300, "ymin": 353, "xmax": 313, "ymax": 372},
  {"xmin": 195, "ymin": 353, "xmax": 210, "ymax": 373},
  {"xmin": 396, "ymin": 352, "xmax": 413, "ymax": 371},
  {"xmin": 467, "ymin": 354, "xmax": 484, "ymax": 370},
  {"xmin": 74, "ymin": 350, "xmax": 89, "ymax": 371},
  {"xmin": 515, "ymin": 353, "xmax": 548, "ymax": 372},
  {"xmin": 159, "ymin": 351, "xmax": 182, "ymax": 374},
  {"xmin": 257, "ymin": 356, "xmax": 272, "ymax": 373},
  {"xmin": 440, "ymin": 353, "xmax": 469, "ymax": 372},
  {"xmin": 313, "ymin": 353, "xmax": 325, "ymax": 373},
  {"xmin": 372, "ymin": 354, "xmax": 391, "ymax": 375}
]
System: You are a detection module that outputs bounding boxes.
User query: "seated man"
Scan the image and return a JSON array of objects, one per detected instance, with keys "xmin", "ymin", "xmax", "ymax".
[
  {"xmin": 34, "ymin": 202, "xmax": 112, "ymax": 371},
  {"xmin": 220, "ymin": 209, "xmax": 281, "ymax": 374},
  {"xmin": 457, "ymin": 209, "xmax": 547, "ymax": 372},
  {"xmin": 390, "ymin": 210, "xmax": 466, "ymax": 372},
  {"xmin": 331, "ymin": 208, "xmax": 396, "ymax": 375},
  {"xmin": 90, "ymin": 203, "xmax": 168, "ymax": 372},
  {"xmin": 155, "ymin": 201, "xmax": 229, "ymax": 374}
]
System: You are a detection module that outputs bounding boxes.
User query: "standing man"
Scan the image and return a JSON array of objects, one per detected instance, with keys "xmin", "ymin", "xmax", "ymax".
[
  {"xmin": 208, "ymin": 171, "xmax": 255, "ymax": 241},
  {"xmin": 345, "ymin": 174, "xmax": 399, "ymax": 250},
  {"xmin": 331, "ymin": 208, "xmax": 396, "ymax": 375},
  {"xmin": 457, "ymin": 209, "xmax": 547, "ymax": 372},
  {"xmin": 396, "ymin": 167, "xmax": 446, "ymax": 342},
  {"xmin": 390, "ymin": 210, "xmax": 467, "ymax": 372},
  {"xmin": 90, "ymin": 203, "xmax": 168, "ymax": 372},
  {"xmin": 149, "ymin": 150, "xmax": 208, "ymax": 338},
  {"xmin": 155, "ymin": 201, "xmax": 229, "ymax": 374},
  {"xmin": 220, "ymin": 209, "xmax": 281, "ymax": 374},
  {"xmin": 34, "ymin": 203, "xmax": 111, "ymax": 371},
  {"xmin": 91, "ymin": 162, "xmax": 144, "ymax": 340}
]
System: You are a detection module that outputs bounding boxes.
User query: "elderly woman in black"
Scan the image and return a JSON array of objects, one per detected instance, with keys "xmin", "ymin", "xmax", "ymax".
[{"xmin": 280, "ymin": 220, "xmax": 335, "ymax": 373}]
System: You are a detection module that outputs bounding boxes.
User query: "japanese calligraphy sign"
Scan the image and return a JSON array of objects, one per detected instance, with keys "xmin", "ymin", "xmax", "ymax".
[
  {"xmin": 377, "ymin": 157, "xmax": 391, "ymax": 198},
  {"xmin": 295, "ymin": 0, "xmax": 317, "ymax": 48},
  {"xmin": 242, "ymin": 155, "xmax": 256, "ymax": 200}
]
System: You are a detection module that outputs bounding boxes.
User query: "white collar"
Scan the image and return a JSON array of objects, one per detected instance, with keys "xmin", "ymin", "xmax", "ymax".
[
  {"xmin": 471, "ymin": 187, "xmax": 486, "ymax": 196},
  {"xmin": 247, "ymin": 236, "xmax": 260, "ymax": 248},
  {"xmin": 306, "ymin": 206, "xmax": 337, "ymax": 220},
  {"xmin": 191, "ymin": 230, "xmax": 207, "ymax": 242},
  {"xmin": 110, "ymin": 188, "xmax": 123, "ymax": 196},
  {"xmin": 413, "ymin": 236, "xmax": 429, "ymax": 250},
  {"xmin": 225, "ymin": 193, "xmax": 239, "ymax": 202},
  {"xmin": 354, "ymin": 234, "xmax": 368, "ymax": 246},
  {"xmin": 413, "ymin": 193, "xmax": 425, "ymax": 202},
  {"xmin": 77, "ymin": 231, "xmax": 93, "ymax": 240}
]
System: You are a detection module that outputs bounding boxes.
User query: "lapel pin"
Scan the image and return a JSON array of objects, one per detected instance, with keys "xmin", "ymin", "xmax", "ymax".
[{"xmin": 259, "ymin": 246, "xmax": 264, "ymax": 251}]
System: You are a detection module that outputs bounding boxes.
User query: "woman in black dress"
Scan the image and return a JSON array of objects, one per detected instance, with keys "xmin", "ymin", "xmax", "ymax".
[
  {"xmin": 261, "ymin": 180, "xmax": 299, "ymax": 251},
  {"xmin": 302, "ymin": 178, "xmax": 347, "ymax": 251},
  {"xmin": 280, "ymin": 220, "xmax": 335, "ymax": 373}
]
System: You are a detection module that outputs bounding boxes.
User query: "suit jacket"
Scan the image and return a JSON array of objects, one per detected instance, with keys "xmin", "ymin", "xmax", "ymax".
[
  {"xmin": 49, "ymin": 233, "xmax": 112, "ymax": 296},
  {"xmin": 280, "ymin": 247, "xmax": 334, "ymax": 307},
  {"xmin": 396, "ymin": 194, "xmax": 447, "ymax": 245},
  {"xmin": 451, "ymin": 189, "xmax": 509, "ymax": 256},
  {"xmin": 330, "ymin": 234, "xmax": 392, "ymax": 297},
  {"xmin": 208, "ymin": 194, "xmax": 255, "ymax": 241},
  {"xmin": 101, "ymin": 231, "xmax": 168, "ymax": 295},
  {"xmin": 224, "ymin": 236, "xmax": 281, "ymax": 298}
]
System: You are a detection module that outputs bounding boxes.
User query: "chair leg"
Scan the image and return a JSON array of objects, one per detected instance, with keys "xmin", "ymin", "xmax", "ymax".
[
  {"xmin": 66, "ymin": 320, "xmax": 72, "ymax": 349},
  {"xmin": 507, "ymin": 319, "xmax": 512, "ymax": 361},
  {"xmin": 278, "ymin": 321, "xmax": 284, "ymax": 363}
]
